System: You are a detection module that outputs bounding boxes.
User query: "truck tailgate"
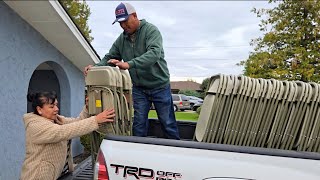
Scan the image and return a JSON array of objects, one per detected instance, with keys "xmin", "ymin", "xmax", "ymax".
[{"xmin": 100, "ymin": 135, "xmax": 320, "ymax": 180}]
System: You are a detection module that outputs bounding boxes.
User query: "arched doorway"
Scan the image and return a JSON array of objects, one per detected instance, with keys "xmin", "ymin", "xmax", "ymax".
[
  {"xmin": 27, "ymin": 61, "xmax": 71, "ymax": 116},
  {"xmin": 27, "ymin": 62, "xmax": 60, "ymax": 112}
]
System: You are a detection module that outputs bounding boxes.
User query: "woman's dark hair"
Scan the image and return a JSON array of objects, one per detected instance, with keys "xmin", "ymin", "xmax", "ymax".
[{"xmin": 27, "ymin": 91, "xmax": 57, "ymax": 115}]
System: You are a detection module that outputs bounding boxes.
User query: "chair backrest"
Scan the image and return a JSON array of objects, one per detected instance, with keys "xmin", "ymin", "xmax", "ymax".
[{"xmin": 195, "ymin": 74, "xmax": 320, "ymax": 153}]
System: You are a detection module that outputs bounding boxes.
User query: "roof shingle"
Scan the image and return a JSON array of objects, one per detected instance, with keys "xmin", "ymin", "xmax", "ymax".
[{"xmin": 170, "ymin": 81, "xmax": 201, "ymax": 91}]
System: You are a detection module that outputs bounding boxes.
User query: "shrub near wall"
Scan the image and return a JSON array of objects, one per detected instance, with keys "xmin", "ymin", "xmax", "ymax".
[
  {"xmin": 80, "ymin": 134, "xmax": 91, "ymax": 152},
  {"xmin": 196, "ymin": 106, "xmax": 201, "ymax": 114},
  {"xmin": 80, "ymin": 133, "xmax": 105, "ymax": 153}
]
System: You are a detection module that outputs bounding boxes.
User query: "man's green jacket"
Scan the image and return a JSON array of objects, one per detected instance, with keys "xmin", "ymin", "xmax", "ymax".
[{"xmin": 95, "ymin": 19, "xmax": 170, "ymax": 89}]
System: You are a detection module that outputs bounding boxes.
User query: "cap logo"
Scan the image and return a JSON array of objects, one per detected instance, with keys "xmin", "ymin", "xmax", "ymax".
[
  {"xmin": 112, "ymin": 3, "xmax": 135, "ymax": 24},
  {"xmin": 116, "ymin": 8, "xmax": 126, "ymax": 16}
]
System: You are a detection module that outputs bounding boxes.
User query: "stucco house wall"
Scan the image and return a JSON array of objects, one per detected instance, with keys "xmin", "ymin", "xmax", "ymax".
[{"xmin": 0, "ymin": 2, "xmax": 86, "ymax": 179}]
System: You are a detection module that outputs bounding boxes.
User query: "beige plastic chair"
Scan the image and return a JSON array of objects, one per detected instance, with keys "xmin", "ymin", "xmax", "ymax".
[
  {"xmin": 120, "ymin": 69, "xmax": 133, "ymax": 136},
  {"xmin": 265, "ymin": 80, "xmax": 284, "ymax": 147},
  {"xmin": 313, "ymin": 113, "xmax": 320, "ymax": 151},
  {"xmin": 195, "ymin": 74, "xmax": 221, "ymax": 142},
  {"xmin": 86, "ymin": 66, "xmax": 117, "ymax": 162},
  {"xmin": 111, "ymin": 67, "xmax": 124, "ymax": 134},
  {"xmin": 250, "ymin": 78, "xmax": 273, "ymax": 147},
  {"xmin": 85, "ymin": 66, "xmax": 117, "ymax": 86},
  {"xmin": 313, "ymin": 84, "xmax": 320, "ymax": 152},
  {"xmin": 307, "ymin": 83, "xmax": 320, "ymax": 152},
  {"xmin": 243, "ymin": 78, "xmax": 261, "ymax": 146},
  {"xmin": 224, "ymin": 75, "xmax": 245, "ymax": 145},
  {"xmin": 274, "ymin": 81, "xmax": 297, "ymax": 149},
  {"xmin": 228, "ymin": 75, "xmax": 250, "ymax": 145},
  {"xmin": 285, "ymin": 81, "xmax": 311, "ymax": 150},
  {"xmin": 208, "ymin": 74, "xmax": 228, "ymax": 143},
  {"xmin": 89, "ymin": 87, "xmax": 115, "ymax": 135},
  {"xmin": 244, "ymin": 78, "xmax": 264, "ymax": 146},
  {"xmin": 205, "ymin": 74, "xmax": 226, "ymax": 143},
  {"xmin": 289, "ymin": 82, "xmax": 312, "ymax": 150},
  {"xmin": 246, "ymin": 78, "xmax": 266, "ymax": 147},
  {"xmin": 86, "ymin": 66, "xmax": 134, "ymax": 163},
  {"xmin": 86, "ymin": 68, "xmax": 130, "ymax": 134},
  {"xmin": 254, "ymin": 79, "xmax": 273, "ymax": 147},
  {"xmin": 237, "ymin": 77, "xmax": 257, "ymax": 146},
  {"xmin": 223, "ymin": 75, "xmax": 241, "ymax": 144},
  {"xmin": 280, "ymin": 81, "xmax": 305, "ymax": 150},
  {"xmin": 235, "ymin": 76, "xmax": 254, "ymax": 146},
  {"xmin": 250, "ymin": 79, "xmax": 270, "ymax": 147},
  {"xmin": 257, "ymin": 79, "xmax": 281, "ymax": 147},
  {"xmin": 278, "ymin": 81, "xmax": 296, "ymax": 149},
  {"xmin": 267, "ymin": 80, "xmax": 290, "ymax": 148},
  {"xmin": 86, "ymin": 66, "xmax": 117, "ymax": 117},
  {"xmin": 299, "ymin": 82, "xmax": 319, "ymax": 151},
  {"xmin": 216, "ymin": 75, "xmax": 235, "ymax": 144}
]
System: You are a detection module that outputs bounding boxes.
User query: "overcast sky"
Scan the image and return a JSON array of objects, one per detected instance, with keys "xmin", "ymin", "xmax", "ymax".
[{"xmin": 86, "ymin": 1, "xmax": 274, "ymax": 83}]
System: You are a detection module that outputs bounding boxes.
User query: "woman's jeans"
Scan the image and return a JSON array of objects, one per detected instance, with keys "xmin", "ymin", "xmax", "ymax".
[{"xmin": 132, "ymin": 84, "xmax": 180, "ymax": 139}]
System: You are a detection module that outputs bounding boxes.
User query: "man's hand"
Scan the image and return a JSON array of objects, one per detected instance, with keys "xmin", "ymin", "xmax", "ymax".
[
  {"xmin": 116, "ymin": 62, "xmax": 130, "ymax": 70},
  {"xmin": 84, "ymin": 65, "xmax": 93, "ymax": 76},
  {"xmin": 108, "ymin": 59, "xmax": 120, "ymax": 65},
  {"xmin": 108, "ymin": 59, "xmax": 130, "ymax": 70}
]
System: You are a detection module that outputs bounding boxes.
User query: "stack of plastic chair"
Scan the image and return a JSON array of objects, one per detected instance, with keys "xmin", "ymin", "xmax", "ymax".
[
  {"xmin": 85, "ymin": 66, "xmax": 133, "ymax": 162},
  {"xmin": 120, "ymin": 69, "xmax": 133, "ymax": 136},
  {"xmin": 195, "ymin": 74, "xmax": 320, "ymax": 153},
  {"xmin": 305, "ymin": 83, "xmax": 320, "ymax": 152}
]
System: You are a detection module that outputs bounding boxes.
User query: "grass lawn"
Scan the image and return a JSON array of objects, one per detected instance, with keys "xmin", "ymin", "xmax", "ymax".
[{"xmin": 148, "ymin": 110, "xmax": 199, "ymax": 121}]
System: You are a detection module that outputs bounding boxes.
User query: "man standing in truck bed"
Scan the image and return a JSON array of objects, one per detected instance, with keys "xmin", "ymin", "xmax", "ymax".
[{"xmin": 84, "ymin": 2, "xmax": 180, "ymax": 139}]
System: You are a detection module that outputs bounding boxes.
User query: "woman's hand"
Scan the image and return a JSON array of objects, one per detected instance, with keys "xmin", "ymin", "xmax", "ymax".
[
  {"xmin": 95, "ymin": 108, "xmax": 115, "ymax": 124},
  {"xmin": 55, "ymin": 115, "xmax": 65, "ymax": 125},
  {"xmin": 85, "ymin": 96, "xmax": 89, "ymax": 110}
]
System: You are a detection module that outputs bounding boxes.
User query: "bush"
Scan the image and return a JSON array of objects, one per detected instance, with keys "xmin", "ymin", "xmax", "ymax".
[
  {"xmin": 196, "ymin": 106, "xmax": 201, "ymax": 114},
  {"xmin": 80, "ymin": 132, "xmax": 106, "ymax": 153},
  {"xmin": 80, "ymin": 134, "xmax": 91, "ymax": 152}
]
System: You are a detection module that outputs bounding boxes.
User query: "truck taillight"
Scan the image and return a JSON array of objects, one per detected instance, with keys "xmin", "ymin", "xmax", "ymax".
[{"xmin": 93, "ymin": 150, "xmax": 109, "ymax": 180}]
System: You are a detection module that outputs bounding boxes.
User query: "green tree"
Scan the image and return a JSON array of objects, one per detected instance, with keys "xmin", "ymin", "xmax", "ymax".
[
  {"xmin": 200, "ymin": 77, "xmax": 210, "ymax": 92},
  {"xmin": 59, "ymin": 0, "xmax": 94, "ymax": 42},
  {"xmin": 199, "ymin": 77, "xmax": 210, "ymax": 98},
  {"xmin": 241, "ymin": 0, "xmax": 320, "ymax": 82}
]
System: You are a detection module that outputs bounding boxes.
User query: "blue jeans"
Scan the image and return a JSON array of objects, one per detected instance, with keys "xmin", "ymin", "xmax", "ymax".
[{"xmin": 132, "ymin": 84, "xmax": 180, "ymax": 139}]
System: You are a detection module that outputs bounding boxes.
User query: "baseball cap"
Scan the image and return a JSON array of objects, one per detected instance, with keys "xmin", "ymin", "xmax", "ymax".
[{"xmin": 112, "ymin": 3, "xmax": 136, "ymax": 25}]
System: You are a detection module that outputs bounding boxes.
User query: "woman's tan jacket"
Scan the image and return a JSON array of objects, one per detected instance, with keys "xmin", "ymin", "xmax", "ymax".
[{"xmin": 20, "ymin": 107, "xmax": 98, "ymax": 180}]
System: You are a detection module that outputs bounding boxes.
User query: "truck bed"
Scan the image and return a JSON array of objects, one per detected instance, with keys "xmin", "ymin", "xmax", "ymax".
[
  {"xmin": 60, "ymin": 118, "xmax": 320, "ymax": 179},
  {"xmin": 58, "ymin": 157, "xmax": 93, "ymax": 180},
  {"xmin": 59, "ymin": 119, "xmax": 197, "ymax": 180}
]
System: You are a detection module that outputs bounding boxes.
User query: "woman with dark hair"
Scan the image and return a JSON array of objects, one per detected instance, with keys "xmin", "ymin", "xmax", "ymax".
[{"xmin": 20, "ymin": 91, "xmax": 115, "ymax": 180}]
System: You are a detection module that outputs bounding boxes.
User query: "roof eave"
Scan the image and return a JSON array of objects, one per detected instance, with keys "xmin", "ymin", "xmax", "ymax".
[{"xmin": 4, "ymin": 0, "xmax": 100, "ymax": 71}]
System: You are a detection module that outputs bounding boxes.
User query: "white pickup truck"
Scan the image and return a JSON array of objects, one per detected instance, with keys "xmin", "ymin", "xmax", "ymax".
[
  {"xmin": 94, "ymin": 133, "xmax": 320, "ymax": 180},
  {"xmin": 84, "ymin": 69, "xmax": 320, "ymax": 180}
]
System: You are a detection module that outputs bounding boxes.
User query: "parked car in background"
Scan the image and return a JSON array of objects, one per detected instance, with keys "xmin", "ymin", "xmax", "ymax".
[
  {"xmin": 172, "ymin": 94, "xmax": 191, "ymax": 111},
  {"xmin": 187, "ymin": 96, "xmax": 203, "ymax": 108},
  {"xmin": 192, "ymin": 103, "xmax": 202, "ymax": 111}
]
